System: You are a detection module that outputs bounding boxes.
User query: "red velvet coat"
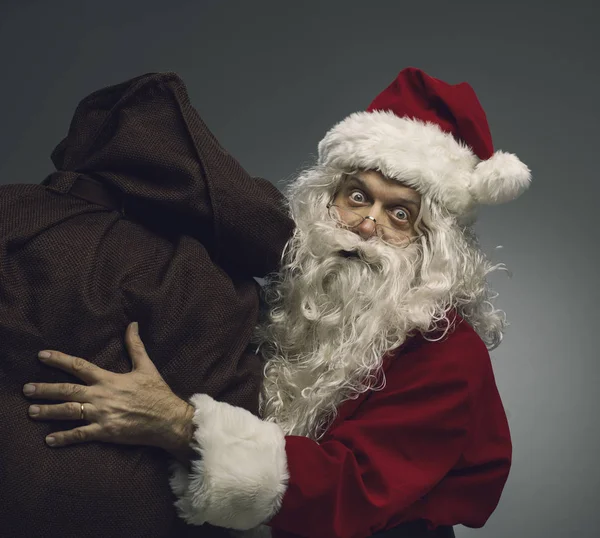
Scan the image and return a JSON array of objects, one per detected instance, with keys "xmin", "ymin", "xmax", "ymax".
[{"xmin": 170, "ymin": 314, "xmax": 512, "ymax": 538}]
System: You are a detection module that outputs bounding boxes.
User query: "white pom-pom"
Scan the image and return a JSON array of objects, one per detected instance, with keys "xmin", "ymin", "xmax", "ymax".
[{"xmin": 470, "ymin": 151, "xmax": 531, "ymax": 205}]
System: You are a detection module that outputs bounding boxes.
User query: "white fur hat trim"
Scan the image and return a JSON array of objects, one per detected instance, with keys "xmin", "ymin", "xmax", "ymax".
[{"xmin": 317, "ymin": 110, "xmax": 531, "ymax": 220}]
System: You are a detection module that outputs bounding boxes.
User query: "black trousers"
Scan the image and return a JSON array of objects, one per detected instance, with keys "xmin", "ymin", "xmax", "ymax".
[{"xmin": 372, "ymin": 521, "xmax": 455, "ymax": 538}]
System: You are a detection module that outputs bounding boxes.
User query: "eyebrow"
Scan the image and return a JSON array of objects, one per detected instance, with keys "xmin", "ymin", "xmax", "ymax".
[{"xmin": 345, "ymin": 174, "xmax": 421, "ymax": 213}]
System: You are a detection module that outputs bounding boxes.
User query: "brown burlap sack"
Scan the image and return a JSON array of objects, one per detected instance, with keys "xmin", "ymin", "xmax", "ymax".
[{"xmin": 0, "ymin": 72, "xmax": 294, "ymax": 537}]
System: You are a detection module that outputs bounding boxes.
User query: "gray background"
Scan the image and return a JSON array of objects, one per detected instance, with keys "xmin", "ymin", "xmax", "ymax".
[{"xmin": 1, "ymin": 1, "xmax": 598, "ymax": 536}]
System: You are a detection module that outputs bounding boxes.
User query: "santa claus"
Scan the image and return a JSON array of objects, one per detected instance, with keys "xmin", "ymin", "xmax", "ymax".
[{"xmin": 24, "ymin": 68, "xmax": 531, "ymax": 538}]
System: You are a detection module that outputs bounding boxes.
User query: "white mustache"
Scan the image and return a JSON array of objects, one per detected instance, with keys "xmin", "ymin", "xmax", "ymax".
[{"xmin": 308, "ymin": 221, "xmax": 394, "ymax": 263}]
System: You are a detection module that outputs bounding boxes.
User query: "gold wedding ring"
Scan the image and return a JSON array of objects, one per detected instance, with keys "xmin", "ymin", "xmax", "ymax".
[{"xmin": 80, "ymin": 403, "xmax": 85, "ymax": 421}]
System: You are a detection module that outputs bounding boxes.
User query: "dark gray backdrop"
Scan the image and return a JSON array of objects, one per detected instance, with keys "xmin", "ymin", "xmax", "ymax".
[{"xmin": 1, "ymin": 1, "xmax": 598, "ymax": 537}]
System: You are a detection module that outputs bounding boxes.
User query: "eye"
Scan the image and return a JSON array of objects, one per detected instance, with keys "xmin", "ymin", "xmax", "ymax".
[
  {"xmin": 349, "ymin": 190, "xmax": 366, "ymax": 204},
  {"xmin": 392, "ymin": 208, "xmax": 409, "ymax": 221}
]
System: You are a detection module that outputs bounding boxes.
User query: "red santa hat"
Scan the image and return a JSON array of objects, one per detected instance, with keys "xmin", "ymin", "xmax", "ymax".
[{"xmin": 317, "ymin": 67, "xmax": 531, "ymax": 222}]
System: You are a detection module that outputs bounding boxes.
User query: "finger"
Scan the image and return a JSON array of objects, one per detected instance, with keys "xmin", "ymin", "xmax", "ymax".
[
  {"xmin": 125, "ymin": 322, "xmax": 158, "ymax": 373},
  {"xmin": 45, "ymin": 424, "xmax": 104, "ymax": 447},
  {"xmin": 23, "ymin": 382, "xmax": 91, "ymax": 402},
  {"xmin": 28, "ymin": 402, "xmax": 95, "ymax": 422},
  {"xmin": 37, "ymin": 350, "xmax": 106, "ymax": 384}
]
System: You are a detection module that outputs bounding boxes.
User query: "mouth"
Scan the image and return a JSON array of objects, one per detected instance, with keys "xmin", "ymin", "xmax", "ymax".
[{"xmin": 339, "ymin": 249, "xmax": 360, "ymax": 259}]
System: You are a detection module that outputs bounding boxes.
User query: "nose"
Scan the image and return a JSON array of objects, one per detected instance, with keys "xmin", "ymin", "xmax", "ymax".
[{"xmin": 355, "ymin": 215, "xmax": 377, "ymax": 240}]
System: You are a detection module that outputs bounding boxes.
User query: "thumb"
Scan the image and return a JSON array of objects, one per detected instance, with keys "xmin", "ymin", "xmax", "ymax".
[{"xmin": 125, "ymin": 322, "xmax": 158, "ymax": 373}]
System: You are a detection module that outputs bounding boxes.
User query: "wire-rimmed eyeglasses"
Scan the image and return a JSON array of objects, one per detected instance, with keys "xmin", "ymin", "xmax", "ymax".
[{"xmin": 326, "ymin": 203, "xmax": 421, "ymax": 247}]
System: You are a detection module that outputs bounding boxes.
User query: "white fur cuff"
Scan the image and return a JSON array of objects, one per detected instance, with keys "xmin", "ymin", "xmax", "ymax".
[{"xmin": 169, "ymin": 394, "xmax": 289, "ymax": 530}]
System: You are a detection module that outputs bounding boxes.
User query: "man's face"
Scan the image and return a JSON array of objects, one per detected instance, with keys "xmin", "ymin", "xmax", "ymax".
[
  {"xmin": 261, "ymin": 169, "xmax": 426, "ymax": 438},
  {"xmin": 330, "ymin": 170, "xmax": 422, "ymax": 246}
]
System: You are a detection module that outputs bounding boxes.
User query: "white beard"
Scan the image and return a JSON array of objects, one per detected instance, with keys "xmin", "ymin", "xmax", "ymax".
[{"xmin": 256, "ymin": 215, "xmax": 424, "ymax": 440}]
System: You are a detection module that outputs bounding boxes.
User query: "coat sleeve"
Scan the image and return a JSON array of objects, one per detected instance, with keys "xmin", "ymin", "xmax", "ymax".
[{"xmin": 169, "ymin": 326, "xmax": 490, "ymax": 536}]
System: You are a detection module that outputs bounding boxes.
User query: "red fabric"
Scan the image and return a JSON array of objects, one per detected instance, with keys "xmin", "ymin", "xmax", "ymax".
[
  {"xmin": 367, "ymin": 67, "xmax": 495, "ymax": 160},
  {"xmin": 268, "ymin": 316, "xmax": 511, "ymax": 538}
]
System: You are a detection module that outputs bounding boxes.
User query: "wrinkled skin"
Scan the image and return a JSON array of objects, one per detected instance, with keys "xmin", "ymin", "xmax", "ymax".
[{"xmin": 23, "ymin": 322, "xmax": 195, "ymax": 463}]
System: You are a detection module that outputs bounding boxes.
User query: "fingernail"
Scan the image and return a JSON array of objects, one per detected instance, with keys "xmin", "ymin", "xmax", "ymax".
[
  {"xmin": 23, "ymin": 384, "xmax": 36, "ymax": 395},
  {"xmin": 38, "ymin": 351, "xmax": 51, "ymax": 359},
  {"xmin": 29, "ymin": 406, "xmax": 40, "ymax": 416},
  {"xmin": 46, "ymin": 436, "xmax": 56, "ymax": 446},
  {"xmin": 132, "ymin": 322, "xmax": 139, "ymax": 334}
]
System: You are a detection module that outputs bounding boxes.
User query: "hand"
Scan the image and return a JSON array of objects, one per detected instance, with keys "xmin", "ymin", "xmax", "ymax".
[{"xmin": 23, "ymin": 322, "xmax": 195, "ymax": 461}]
